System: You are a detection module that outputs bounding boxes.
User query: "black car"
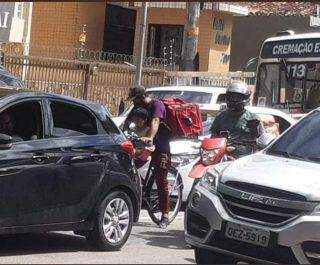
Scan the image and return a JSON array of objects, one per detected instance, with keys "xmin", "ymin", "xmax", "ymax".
[
  {"xmin": 0, "ymin": 89, "xmax": 141, "ymax": 251},
  {"xmin": 0, "ymin": 66, "xmax": 26, "ymax": 89}
]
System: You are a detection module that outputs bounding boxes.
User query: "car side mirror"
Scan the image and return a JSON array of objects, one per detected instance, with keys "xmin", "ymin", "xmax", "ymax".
[{"xmin": 0, "ymin": 133, "xmax": 12, "ymax": 150}]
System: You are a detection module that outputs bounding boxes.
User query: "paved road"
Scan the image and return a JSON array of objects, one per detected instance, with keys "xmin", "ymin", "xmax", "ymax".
[{"xmin": 0, "ymin": 211, "xmax": 195, "ymax": 264}]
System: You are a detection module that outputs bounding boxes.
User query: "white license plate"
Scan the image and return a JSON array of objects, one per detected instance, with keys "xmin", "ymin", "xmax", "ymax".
[{"xmin": 225, "ymin": 222, "xmax": 270, "ymax": 247}]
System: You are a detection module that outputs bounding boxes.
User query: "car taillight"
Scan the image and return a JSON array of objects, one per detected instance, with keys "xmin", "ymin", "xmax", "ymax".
[{"xmin": 120, "ymin": 141, "xmax": 136, "ymax": 156}]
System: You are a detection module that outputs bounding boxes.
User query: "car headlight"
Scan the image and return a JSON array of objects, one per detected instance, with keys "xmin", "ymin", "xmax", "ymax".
[
  {"xmin": 200, "ymin": 169, "xmax": 219, "ymax": 192},
  {"xmin": 171, "ymin": 154, "xmax": 198, "ymax": 167},
  {"xmin": 201, "ymin": 148, "xmax": 221, "ymax": 165}
]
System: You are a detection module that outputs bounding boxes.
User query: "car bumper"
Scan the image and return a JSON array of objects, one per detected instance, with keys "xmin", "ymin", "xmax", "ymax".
[{"xmin": 185, "ymin": 184, "xmax": 320, "ymax": 264}]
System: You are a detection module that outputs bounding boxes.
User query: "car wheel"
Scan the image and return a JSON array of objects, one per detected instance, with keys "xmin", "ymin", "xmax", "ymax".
[
  {"xmin": 194, "ymin": 248, "xmax": 236, "ymax": 264},
  {"xmin": 87, "ymin": 190, "xmax": 134, "ymax": 251}
]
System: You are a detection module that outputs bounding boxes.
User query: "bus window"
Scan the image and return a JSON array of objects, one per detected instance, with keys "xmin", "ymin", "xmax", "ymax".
[
  {"xmin": 257, "ymin": 64, "xmax": 279, "ymax": 106},
  {"xmin": 305, "ymin": 63, "xmax": 320, "ymax": 110},
  {"xmin": 279, "ymin": 66, "xmax": 304, "ymax": 104}
]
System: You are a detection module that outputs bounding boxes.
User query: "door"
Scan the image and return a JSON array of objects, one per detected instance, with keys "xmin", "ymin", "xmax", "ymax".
[
  {"xmin": 45, "ymin": 99, "xmax": 113, "ymax": 222},
  {"xmin": 0, "ymin": 99, "xmax": 61, "ymax": 227}
]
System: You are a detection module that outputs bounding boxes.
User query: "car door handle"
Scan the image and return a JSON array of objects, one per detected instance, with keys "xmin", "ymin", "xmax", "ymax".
[
  {"xmin": 90, "ymin": 153, "xmax": 104, "ymax": 161},
  {"xmin": 32, "ymin": 154, "xmax": 49, "ymax": 163}
]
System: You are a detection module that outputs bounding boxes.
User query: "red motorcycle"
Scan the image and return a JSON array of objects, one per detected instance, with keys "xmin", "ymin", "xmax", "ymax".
[
  {"xmin": 188, "ymin": 119, "xmax": 274, "ymax": 186},
  {"xmin": 188, "ymin": 136, "xmax": 235, "ymax": 182}
]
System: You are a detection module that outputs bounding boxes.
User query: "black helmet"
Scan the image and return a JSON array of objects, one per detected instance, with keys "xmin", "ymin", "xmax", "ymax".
[{"xmin": 226, "ymin": 81, "xmax": 251, "ymax": 113}]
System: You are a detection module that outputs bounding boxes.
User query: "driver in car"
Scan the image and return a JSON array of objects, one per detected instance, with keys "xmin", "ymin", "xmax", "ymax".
[
  {"xmin": 0, "ymin": 112, "xmax": 23, "ymax": 142},
  {"xmin": 210, "ymin": 81, "xmax": 265, "ymax": 158}
]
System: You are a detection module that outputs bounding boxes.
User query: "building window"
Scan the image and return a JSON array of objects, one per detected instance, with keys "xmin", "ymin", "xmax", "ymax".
[{"xmin": 15, "ymin": 2, "xmax": 24, "ymax": 19}]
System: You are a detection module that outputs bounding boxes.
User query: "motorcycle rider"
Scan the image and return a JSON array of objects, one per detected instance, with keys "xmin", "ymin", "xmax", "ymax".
[
  {"xmin": 210, "ymin": 81, "xmax": 265, "ymax": 158},
  {"xmin": 127, "ymin": 85, "xmax": 171, "ymax": 229}
]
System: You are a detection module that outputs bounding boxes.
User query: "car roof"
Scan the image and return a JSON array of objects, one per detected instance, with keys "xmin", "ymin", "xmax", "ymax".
[
  {"xmin": 0, "ymin": 89, "xmax": 110, "ymax": 118},
  {"xmin": 146, "ymin": 86, "xmax": 227, "ymax": 94},
  {"xmin": 246, "ymin": 106, "xmax": 296, "ymax": 123},
  {"xmin": 201, "ymin": 105, "xmax": 297, "ymax": 124}
]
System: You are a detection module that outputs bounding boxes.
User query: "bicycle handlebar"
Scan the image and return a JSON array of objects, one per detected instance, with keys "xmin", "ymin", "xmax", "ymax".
[{"xmin": 126, "ymin": 134, "xmax": 153, "ymax": 149}]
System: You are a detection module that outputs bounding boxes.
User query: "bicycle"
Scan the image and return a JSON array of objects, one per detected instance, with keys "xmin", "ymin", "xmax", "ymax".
[{"xmin": 126, "ymin": 132, "xmax": 183, "ymax": 226}]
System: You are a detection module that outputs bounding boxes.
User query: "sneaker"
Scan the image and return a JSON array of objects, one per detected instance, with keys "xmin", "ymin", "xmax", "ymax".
[{"xmin": 159, "ymin": 217, "xmax": 169, "ymax": 229}]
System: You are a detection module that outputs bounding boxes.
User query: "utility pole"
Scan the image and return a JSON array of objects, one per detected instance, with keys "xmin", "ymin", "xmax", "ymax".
[
  {"xmin": 181, "ymin": 2, "xmax": 200, "ymax": 71},
  {"xmin": 135, "ymin": 2, "xmax": 148, "ymax": 86}
]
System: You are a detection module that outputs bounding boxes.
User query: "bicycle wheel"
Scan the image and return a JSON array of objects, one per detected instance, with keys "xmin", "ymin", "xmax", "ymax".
[{"xmin": 145, "ymin": 167, "xmax": 183, "ymax": 225}]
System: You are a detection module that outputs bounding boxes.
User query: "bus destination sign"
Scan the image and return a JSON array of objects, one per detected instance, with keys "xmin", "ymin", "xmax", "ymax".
[{"xmin": 261, "ymin": 38, "xmax": 320, "ymax": 59}]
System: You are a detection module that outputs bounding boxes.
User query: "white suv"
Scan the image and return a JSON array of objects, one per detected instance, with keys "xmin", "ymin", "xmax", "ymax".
[{"xmin": 185, "ymin": 108, "xmax": 320, "ymax": 264}]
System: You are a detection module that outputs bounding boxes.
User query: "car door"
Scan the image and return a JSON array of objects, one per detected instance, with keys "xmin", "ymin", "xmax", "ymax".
[
  {"xmin": 43, "ymin": 99, "xmax": 114, "ymax": 222},
  {"xmin": 0, "ymin": 98, "xmax": 63, "ymax": 227}
]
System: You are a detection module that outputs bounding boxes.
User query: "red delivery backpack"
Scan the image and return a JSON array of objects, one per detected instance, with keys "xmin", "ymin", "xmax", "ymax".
[{"xmin": 162, "ymin": 97, "xmax": 203, "ymax": 138}]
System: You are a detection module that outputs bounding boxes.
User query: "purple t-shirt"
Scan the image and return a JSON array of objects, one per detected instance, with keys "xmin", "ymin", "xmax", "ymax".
[{"xmin": 145, "ymin": 100, "xmax": 170, "ymax": 153}]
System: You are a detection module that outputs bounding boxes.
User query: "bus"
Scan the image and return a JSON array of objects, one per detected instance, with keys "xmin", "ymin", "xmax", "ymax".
[{"xmin": 253, "ymin": 32, "xmax": 320, "ymax": 113}]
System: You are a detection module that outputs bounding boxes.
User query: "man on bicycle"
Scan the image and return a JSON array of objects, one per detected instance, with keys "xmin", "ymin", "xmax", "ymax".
[
  {"xmin": 210, "ymin": 81, "xmax": 265, "ymax": 158},
  {"xmin": 127, "ymin": 85, "xmax": 171, "ymax": 229}
]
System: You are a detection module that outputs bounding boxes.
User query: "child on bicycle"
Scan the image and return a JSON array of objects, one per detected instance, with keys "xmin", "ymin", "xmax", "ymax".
[
  {"xmin": 130, "ymin": 108, "xmax": 154, "ymax": 167},
  {"xmin": 130, "ymin": 107, "xmax": 150, "ymax": 137}
]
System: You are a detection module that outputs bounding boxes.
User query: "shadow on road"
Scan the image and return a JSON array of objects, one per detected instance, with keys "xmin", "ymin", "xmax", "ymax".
[
  {"xmin": 135, "ymin": 229, "xmax": 191, "ymax": 250},
  {"xmin": 0, "ymin": 232, "xmax": 97, "ymax": 257}
]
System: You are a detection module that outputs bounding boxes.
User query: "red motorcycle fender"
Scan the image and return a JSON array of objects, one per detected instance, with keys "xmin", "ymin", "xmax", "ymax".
[{"xmin": 189, "ymin": 163, "xmax": 209, "ymax": 179}]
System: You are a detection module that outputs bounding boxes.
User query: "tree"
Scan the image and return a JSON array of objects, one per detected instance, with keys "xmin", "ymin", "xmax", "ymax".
[{"xmin": 180, "ymin": 2, "xmax": 200, "ymax": 71}]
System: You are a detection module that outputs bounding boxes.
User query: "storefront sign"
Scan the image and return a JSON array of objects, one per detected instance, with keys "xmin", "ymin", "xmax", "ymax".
[
  {"xmin": 0, "ymin": 3, "xmax": 15, "ymax": 42},
  {"xmin": 261, "ymin": 38, "xmax": 320, "ymax": 59}
]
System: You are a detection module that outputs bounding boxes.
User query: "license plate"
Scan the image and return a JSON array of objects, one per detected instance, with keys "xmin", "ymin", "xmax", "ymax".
[{"xmin": 225, "ymin": 222, "xmax": 270, "ymax": 247}]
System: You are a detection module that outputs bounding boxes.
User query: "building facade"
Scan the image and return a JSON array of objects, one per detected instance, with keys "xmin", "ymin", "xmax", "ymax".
[{"xmin": 3, "ymin": 2, "xmax": 249, "ymax": 73}]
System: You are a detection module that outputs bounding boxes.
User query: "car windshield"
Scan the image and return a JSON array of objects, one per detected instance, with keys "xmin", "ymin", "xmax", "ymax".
[
  {"xmin": 267, "ymin": 110, "xmax": 320, "ymax": 163},
  {"xmin": 146, "ymin": 90, "xmax": 212, "ymax": 104}
]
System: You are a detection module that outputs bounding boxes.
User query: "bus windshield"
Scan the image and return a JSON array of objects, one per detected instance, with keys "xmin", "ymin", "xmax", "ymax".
[{"xmin": 256, "ymin": 62, "xmax": 320, "ymax": 112}]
